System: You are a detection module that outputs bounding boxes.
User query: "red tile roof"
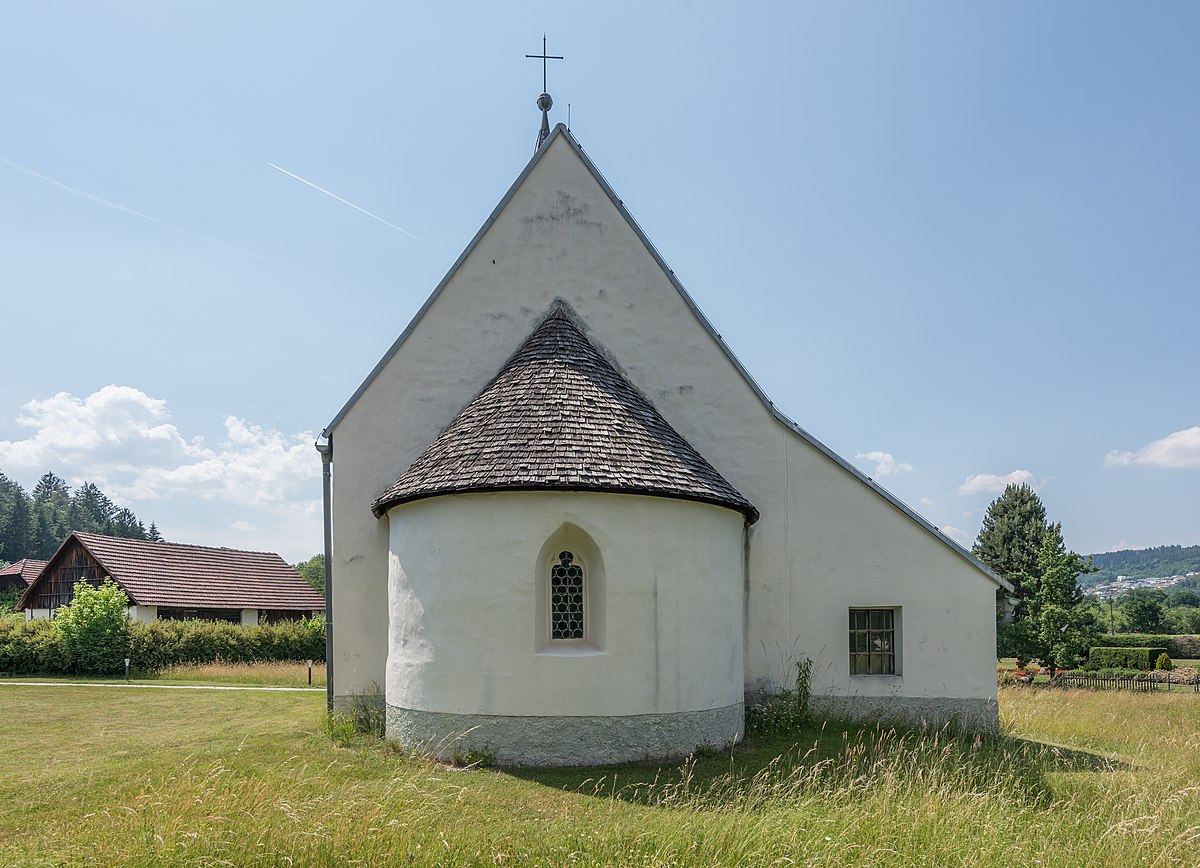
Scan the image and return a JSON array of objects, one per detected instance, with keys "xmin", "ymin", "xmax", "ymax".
[
  {"xmin": 60, "ymin": 532, "xmax": 324, "ymax": 611},
  {"xmin": 0, "ymin": 559, "xmax": 48, "ymax": 588}
]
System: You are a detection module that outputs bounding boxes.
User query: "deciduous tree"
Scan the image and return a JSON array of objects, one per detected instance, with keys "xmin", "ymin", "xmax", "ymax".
[
  {"xmin": 294, "ymin": 553, "xmax": 326, "ymax": 596},
  {"xmin": 998, "ymin": 523, "xmax": 1098, "ymax": 673},
  {"xmin": 56, "ymin": 578, "xmax": 131, "ymax": 674},
  {"xmin": 1120, "ymin": 589, "xmax": 1168, "ymax": 634}
]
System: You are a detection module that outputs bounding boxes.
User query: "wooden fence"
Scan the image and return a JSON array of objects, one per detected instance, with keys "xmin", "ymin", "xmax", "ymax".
[{"xmin": 1054, "ymin": 672, "xmax": 1200, "ymax": 693}]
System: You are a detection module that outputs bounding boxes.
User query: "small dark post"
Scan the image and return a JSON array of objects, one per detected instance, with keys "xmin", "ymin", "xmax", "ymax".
[
  {"xmin": 124, "ymin": 657, "xmax": 130, "ymax": 682},
  {"xmin": 307, "ymin": 659, "xmax": 313, "ymax": 686}
]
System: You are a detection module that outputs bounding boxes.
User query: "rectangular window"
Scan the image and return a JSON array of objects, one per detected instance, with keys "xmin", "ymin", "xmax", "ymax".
[{"xmin": 849, "ymin": 608, "xmax": 897, "ymax": 675}]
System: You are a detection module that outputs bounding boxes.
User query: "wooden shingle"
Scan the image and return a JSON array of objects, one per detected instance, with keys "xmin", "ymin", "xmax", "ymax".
[{"xmin": 372, "ymin": 302, "xmax": 758, "ymax": 521}]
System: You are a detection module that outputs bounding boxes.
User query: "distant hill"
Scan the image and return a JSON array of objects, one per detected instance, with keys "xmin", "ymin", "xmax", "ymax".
[{"xmin": 1083, "ymin": 545, "xmax": 1200, "ymax": 586}]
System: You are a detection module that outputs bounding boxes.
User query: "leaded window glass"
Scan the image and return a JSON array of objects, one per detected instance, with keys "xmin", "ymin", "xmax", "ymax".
[
  {"xmin": 550, "ymin": 551, "xmax": 585, "ymax": 640},
  {"xmin": 849, "ymin": 608, "xmax": 896, "ymax": 675}
]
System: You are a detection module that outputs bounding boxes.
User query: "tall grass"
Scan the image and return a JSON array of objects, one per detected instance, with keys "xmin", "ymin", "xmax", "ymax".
[{"xmin": 0, "ymin": 686, "xmax": 1198, "ymax": 864}]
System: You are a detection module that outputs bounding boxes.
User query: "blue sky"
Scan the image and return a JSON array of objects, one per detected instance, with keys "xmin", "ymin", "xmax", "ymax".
[{"xmin": 2, "ymin": 2, "xmax": 1197, "ymax": 563}]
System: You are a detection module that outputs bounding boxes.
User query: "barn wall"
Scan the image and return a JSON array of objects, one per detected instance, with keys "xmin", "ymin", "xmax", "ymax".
[{"xmin": 128, "ymin": 605, "xmax": 157, "ymax": 624}]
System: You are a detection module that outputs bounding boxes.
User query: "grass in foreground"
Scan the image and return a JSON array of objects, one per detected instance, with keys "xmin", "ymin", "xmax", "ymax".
[{"xmin": 0, "ymin": 686, "xmax": 1196, "ymax": 865}]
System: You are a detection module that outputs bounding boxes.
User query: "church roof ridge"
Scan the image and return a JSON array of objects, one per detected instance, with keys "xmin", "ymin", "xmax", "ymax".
[{"xmin": 371, "ymin": 300, "xmax": 759, "ymax": 521}]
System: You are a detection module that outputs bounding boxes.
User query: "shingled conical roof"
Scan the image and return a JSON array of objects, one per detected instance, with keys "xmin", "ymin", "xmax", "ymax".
[{"xmin": 372, "ymin": 302, "xmax": 757, "ymax": 522}]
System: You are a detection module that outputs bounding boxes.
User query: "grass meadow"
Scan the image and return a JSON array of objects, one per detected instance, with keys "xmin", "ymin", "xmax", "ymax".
[
  {"xmin": 0, "ymin": 681, "xmax": 1197, "ymax": 865},
  {"xmin": 0, "ymin": 661, "xmax": 327, "ymax": 689}
]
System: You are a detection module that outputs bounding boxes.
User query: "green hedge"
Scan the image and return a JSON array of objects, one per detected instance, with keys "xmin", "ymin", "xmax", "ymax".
[
  {"xmin": 128, "ymin": 618, "xmax": 325, "ymax": 669},
  {"xmin": 0, "ymin": 616, "xmax": 324, "ymax": 675},
  {"xmin": 1087, "ymin": 646, "xmax": 1168, "ymax": 671},
  {"xmin": 0, "ymin": 618, "xmax": 69, "ymax": 674},
  {"xmin": 1099, "ymin": 634, "xmax": 1184, "ymax": 656}
]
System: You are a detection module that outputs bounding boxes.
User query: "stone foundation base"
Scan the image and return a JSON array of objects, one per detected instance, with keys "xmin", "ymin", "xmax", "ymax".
[
  {"xmin": 385, "ymin": 702, "xmax": 745, "ymax": 767},
  {"xmin": 807, "ymin": 694, "xmax": 999, "ymax": 734},
  {"xmin": 332, "ymin": 692, "xmax": 386, "ymax": 716}
]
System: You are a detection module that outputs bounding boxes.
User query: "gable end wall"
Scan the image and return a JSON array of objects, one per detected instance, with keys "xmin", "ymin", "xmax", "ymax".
[{"xmin": 328, "ymin": 132, "xmax": 997, "ymax": 715}]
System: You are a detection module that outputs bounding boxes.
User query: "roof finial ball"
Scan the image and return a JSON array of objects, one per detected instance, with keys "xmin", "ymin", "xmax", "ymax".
[{"xmin": 526, "ymin": 36, "xmax": 563, "ymax": 152}]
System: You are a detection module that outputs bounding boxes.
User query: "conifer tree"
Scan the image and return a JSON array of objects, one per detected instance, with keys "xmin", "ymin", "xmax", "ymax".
[
  {"xmin": 973, "ymin": 483, "xmax": 1050, "ymax": 618},
  {"xmin": 0, "ymin": 474, "xmax": 33, "ymax": 561},
  {"xmin": 2, "ymin": 471, "xmax": 155, "ymax": 557}
]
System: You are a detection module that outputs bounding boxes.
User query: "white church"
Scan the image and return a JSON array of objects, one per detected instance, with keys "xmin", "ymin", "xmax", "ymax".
[{"xmin": 319, "ymin": 95, "xmax": 1010, "ymax": 766}]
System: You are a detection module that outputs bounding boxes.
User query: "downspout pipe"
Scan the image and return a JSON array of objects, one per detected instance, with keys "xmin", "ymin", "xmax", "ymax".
[{"xmin": 316, "ymin": 434, "xmax": 334, "ymax": 713}]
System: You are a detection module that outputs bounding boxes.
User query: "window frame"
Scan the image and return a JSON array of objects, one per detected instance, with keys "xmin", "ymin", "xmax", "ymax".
[
  {"xmin": 548, "ymin": 549, "xmax": 587, "ymax": 642},
  {"xmin": 848, "ymin": 607, "xmax": 900, "ymax": 676},
  {"xmin": 535, "ymin": 523, "xmax": 606, "ymax": 655}
]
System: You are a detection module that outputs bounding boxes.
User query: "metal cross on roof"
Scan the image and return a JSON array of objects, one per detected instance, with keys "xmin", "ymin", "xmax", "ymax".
[{"xmin": 525, "ymin": 35, "xmax": 563, "ymax": 95}]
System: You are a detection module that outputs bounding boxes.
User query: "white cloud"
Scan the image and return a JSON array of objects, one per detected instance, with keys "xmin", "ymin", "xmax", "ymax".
[
  {"xmin": 855, "ymin": 450, "xmax": 913, "ymax": 478},
  {"xmin": 958, "ymin": 469, "xmax": 1036, "ymax": 495},
  {"xmin": 939, "ymin": 525, "xmax": 971, "ymax": 547},
  {"xmin": 0, "ymin": 386, "xmax": 202, "ymax": 472},
  {"xmin": 919, "ymin": 497, "xmax": 935, "ymax": 507},
  {"xmin": 0, "ymin": 386, "xmax": 320, "ymax": 561},
  {"xmin": 1105, "ymin": 427, "xmax": 1200, "ymax": 469}
]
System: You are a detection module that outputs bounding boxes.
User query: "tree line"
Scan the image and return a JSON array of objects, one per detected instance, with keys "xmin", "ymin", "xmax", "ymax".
[
  {"xmin": 0, "ymin": 470, "xmax": 162, "ymax": 563},
  {"xmin": 1083, "ymin": 544, "xmax": 1200, "ymax": 585},
  {"xmin": 1096, "ymin": 581, "xmax": 1200, "ymax": 635}
]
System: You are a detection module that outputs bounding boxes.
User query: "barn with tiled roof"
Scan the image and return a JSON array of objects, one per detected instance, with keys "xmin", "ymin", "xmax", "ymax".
[
  {"xmin": 0, "ymin": 559, "xmax": 48, "ymax": 592},
  {"xmin": 18, "ymin": 532, "xmax": 324, "ymax": 625}
]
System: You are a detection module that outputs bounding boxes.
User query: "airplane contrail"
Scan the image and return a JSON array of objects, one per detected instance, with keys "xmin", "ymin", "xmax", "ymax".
[
  {"xmin": 267, "ymin": 161, "xmax": 437, "ymax": 249},
  {"xmin": 0, "ymin": 154, "xmax": 283, "ymax": 266}
]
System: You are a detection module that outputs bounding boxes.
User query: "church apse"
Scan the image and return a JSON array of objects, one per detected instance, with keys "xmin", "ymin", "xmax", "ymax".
[{"xmin": 381, "ymin": 491, "xmax": 748, "ymax": 766}]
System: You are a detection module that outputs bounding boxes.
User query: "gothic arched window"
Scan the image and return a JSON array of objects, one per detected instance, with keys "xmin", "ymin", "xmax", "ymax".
[{"xmin": 550, "ymin": 550, "xmax": 585, "ymax": 640}]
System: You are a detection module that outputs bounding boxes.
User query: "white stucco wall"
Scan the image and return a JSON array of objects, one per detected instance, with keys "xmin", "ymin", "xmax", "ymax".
[
  {"xmin": 241, "ymin": 608, "xmax": 259, "ymax": 627},
  {"xmin": 761, "ymin": 434, "xmax": 997, "ymax": 702},
  {"xmin": 128, "ymin": 605, "xmax": 157, "ymax": 624},
  {"xmin": 329, "ymin": 129, "xmax": 1001, "ymax": 713},
  {"xmin": 385, "ymin": 491, "xmax": 745, "ymax": 717}
]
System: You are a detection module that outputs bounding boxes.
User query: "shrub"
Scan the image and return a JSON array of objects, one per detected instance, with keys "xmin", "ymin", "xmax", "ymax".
[
  {"xmin": 1156, "ymin": 652, "xmax": 1174, "ymax": 671},
  {"xmin": 0, "ymin": 618, "xmax": 67, "ymax": 673},
  {"xmin": 56, "ymin": 579, "xmax": 131, "ymax": 674},
  {"xmin": 1086, "ymin": 646, "xmax": 1168, "ymax": 671},
  {"xmin": 1099, "ymin": 634, "xmax": 1184, "ymax": 656},
  {"xmin": 0, "ymin": 587, "xmax": 23, "ymax": 614},
  {"xmin": 127, "ymin": 617, "xmax": 325, "ymax": 669},
  {"xmin": 0, "ymin": 614, "xmax": 323, "ymax": 675}
]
